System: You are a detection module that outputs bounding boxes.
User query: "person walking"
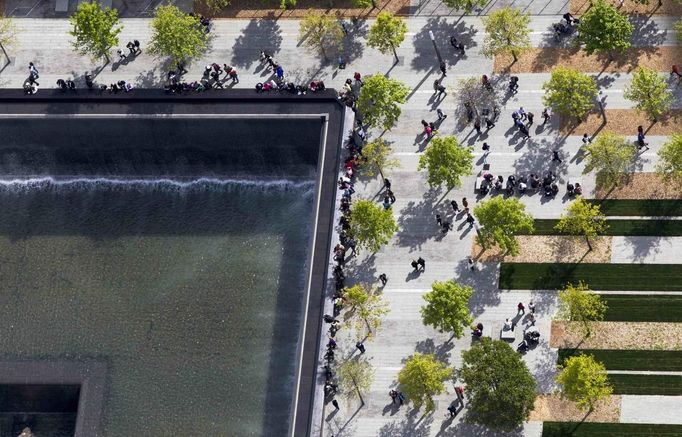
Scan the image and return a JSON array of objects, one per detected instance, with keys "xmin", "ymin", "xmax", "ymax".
[
  {"xmin": 518, "ymin": 302, "xmax": 525, "ymax": 314},
  {"xmin": 474, "ymin": 118, "xmax": 481, "ymax": 134},
  {"xmin": 582, "ymin": 133, "xmax": 592, "ymax": 146},
  {"xmin": 126, "ymin": 41, "xmax": 135, "ymax": 55},
  {"xmin": 332, "ymin": 399, "xmax": 340, "ymax": 410},
  {"xmin": 552, "ymin": 150, "xmax": 562, "ymax": 163},
  {"xmin": 541, "ymin": 107, "xmax": 552, "ymax": 125},
  {"xmin": 509, "ymin": 76, "xmax": 519, "ymax": 93},
  {"xmin": 439, "ymin": 61, "xmax": 447, "ymax": 76},
  {"xmin": 462, "ymin": 197, "xmax": 469, "ymax": 212},
  {"xmin": 466, "ymin": 213, "xmax": 475, "ymax": 228},
  {"xmin": 133, "ymin": 39, "xmax": 141, "ymax": 54},
  {"xmin": 447, "ymin": 403, "xmax": 458, "ymax": 417},
  {"xmin": 356, "ymin": 341, "xmax": 366, "ymax": 354},
  {"xmin": 384, "ymin": 178, "xmax": 391, "ymax": 191},
  {"xmin": 353, "ymin": 71, "xmax": 363, "ymax": 86},
  {"xmin": 379, "ymin": 273, "xmax": 388, "ymax": 286},
  {"xmin": 526, "ymin": 112, "xmax": 534, "ymax": 126},
  {"xmin": 437, "ymin": 109, "xmax": 447, "ymax": 121},
  {"xmin": 387, "ymin": 189, "xmax": 396, "ymax": 203},
  {"xmin": 450, "ymin": 199, "xmax": 460, "ymax": 212},
  {"xmin": 397, "ymin": 391, "xmax": 405, "ymax": 405},
  {"xmin": 637, "ymin": 125, "xmax": 649, "ymax": 151},
  {"xmin": 417, "ymin": 257, "xmax": 426, "ymax": 271},
  {"xmin": 482, "ymin": 142, "xmax": 490, "ymax": 164},
  {"xmin": 389, "ymin": 389, "xmax": 398, "ymax": 404},
  {"xmin": 528, "ymin": 301, "xmax": 536, "ymax": 314},
  {"xmin": 436, "ymin": 214, "xmax": 443, "ymax": 227},
  {"xmin": 28, "ymin": 62, "xmax": 39, "ymax": 79},
  {"xmin": 117, "ymin": 49, "xmax": 126, "ymax": 62},
  {"xmin": 598, "ymin": 90, "xmax": 607, "ymax": 113}
]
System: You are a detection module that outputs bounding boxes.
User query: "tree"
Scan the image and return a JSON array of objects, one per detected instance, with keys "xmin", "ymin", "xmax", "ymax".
[
  {"xmin": 298, "ymin": 11, "xmax": 344, "ymax": 60},
  {"xmin": 420, "ymin": 280, "xmax": 474, "ymax": 340},
  {"xmin": 149, "ymin": 5, "xmax": 207, "ymax": 65},
  {"xmin": 417, "ymin": 136, "xmax": 474, "ymax": 191},
  {"xmin": 577, "ymin": 0, "xmax": 633, "ymax": 57},
  {"xmin": 367, "ymin": 11, "xmax": 407, "ymax": 63},
  {"xmin": 473, "ymin": 197, "xmax": 534, "ymax": 256},
  {"xmin": 455, "ymin": 76, "xmax": 502, "ymax": 122},
  {"xmin": 357, "ymin": 139, "xmax": 400, "ymax": 180},
  {"xmin": 481, "ymin": 7, "xmax": 531, "ymax": 62},
  {"xmin": 583, "ymin": 132, "xmax": 635, "ymax": 188},
  {"xmin": 556, "ymin": 282, "xmax": 607, "ymax": 338},
  {"xmin": 0, "ymin": 14, "xmax": 17, "ymax": 59},
  {"xmin": 352, "ymin": 0, "xmax": 377, "ymax": 8},
  {"xmin": 657, "ymin": 134, "xmax": 682, "ymax": 182},
  {"xmin": 542, "ymin": 67, "xmax": 597, "ymax": 121},
  {"xmin": 357, "ymin": 75, "xmax": 410, "ymax": 131},
  {"xmin": 460, "ymin": 338, "xmax": 536, "ymax": 431},
  {"xmin": 557, "ymin": 354, "xmax": 612, "ymax": 412},
  {"xmin": 398, "ymin": 353, "xmax": 453, "ymax": 413},
  {"xmin": 441, "ymin": 0, "xmax": 487, "ymax": 14},
  {"xmin": 349, "ymin": 199, "xmax": 399, "ymax": 253},
  {"xmin": 337, "ymin": 357, "xmax": 375, "ymax": 405},
  {"xmin": 676, "ymin": 19, "xmax": 682, "ymax": 45},
  {"xmin": 554, "ymin": 197, "xmax": 608, "ymax": 251},
  {"xmin": 204, "ymin": 0, "xmax": 231, "ymax": 16},
  {"xmin": 624, "ymin": 67, "xmax": 673, "ymax": 122},
  {"xmin": 69, "ymin": 1, "xmax": 122, "ymax": 62},
  {"xmin": 342, "ymin": 284, "xmax": 390, "ymax": 338}
]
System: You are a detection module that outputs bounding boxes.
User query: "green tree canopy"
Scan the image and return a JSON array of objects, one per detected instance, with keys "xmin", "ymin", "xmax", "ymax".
[
  {"xmin": 337, "ymin": 357, "xmax": 375, "ymax": 405},
  {"xmin": 358, "ymin": 139, "xmax": 400, "ymax": 180},
  {"xmin": 398, "ymin": 353, "xmax": 453, "ymax": 413},
  {"xmin": 554, "ymin": 197, "xmax": 608, "ymax": 251},
  {"xmin": 583, "ymin": 131, "xmax": 635, "ymax": 188},
  {"xmin": 149, "ymin": 5, "xmax": 207, "ymax": 65},
  {"xmin": 676, "ymin": 19, "xmax": 682, "ymax": 45},
  {"xmin": 657, "ymin": 134, "xmax": 682, "ymax": 182},
  {"xmin": 460, "ymin": 338, "xmax": 536, "ymax": 431},
  {"xmin": 342, "ymin": 283, "xmax": 390, "ymax": 338},
  {"xmin": 556, "ymin": 282, "xmax": 607, "ymax": 338},
  {"xmin": 69, "ymin": 1, "xmax": 122, "ymax": 61},
  {"xmin": 367, "ymin": 11, "xmax": 407, "ymax": 62},
  {"xmin": 417, "ymin": 136, "xmax": 474, "ymax": 191},
  {"xmin": 557, "ymin": 354, "xmax": 613, "ymax": 412},
  {"xmin": 420, "ymin": 280, "xmax": 474, "ymax": 340},
  {"xmin": 473, "ymin": 197, "xmax": 534, "ymax": 255},
  {"xmin": 0, "ymin": 14, "xmax": 17, "ymax": 54},
  {"xmin": 204, "ymin": 0, "xmax": 231, "ymax": 16},
  {"xmin": 481, "ymin": 7, "xmax": 532, "ymax": 62},
  {"xmin": 441, "ymin": 0, "xmax": 487, "ymax": 14},
  {"xmin": 351, "ymin": 0, "xmax": 377, "ymax": 8},
  {"xmin": 577, "ymin": 0, "xmax": 633, "ymax": 56},
  {"xmin": 349, "ymin": 199, "xmax": 399, "ymax": 253},
  {"xmin": 357, "ymin": 74, "xmax": 410, "ymax": 131},
  {"xmin": 542, "ymin": 67, "xmax": 598, "ymax": 120},
  {"xmin": 624, "ymin": 67, "xmax": 673, "ymax": 122},
  {"xmin": 298, "ymin": 11, "xmax": 344, "ymax": 59}
]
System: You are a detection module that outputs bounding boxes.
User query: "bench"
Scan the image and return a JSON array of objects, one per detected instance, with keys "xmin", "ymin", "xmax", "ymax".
[
  {"xmin": 500, "ymin": 327, "xmax": 516, "ymax": 341},
  {"xmin": 55, "ymin": 0, "xmax": 68, "ymax": 12}
]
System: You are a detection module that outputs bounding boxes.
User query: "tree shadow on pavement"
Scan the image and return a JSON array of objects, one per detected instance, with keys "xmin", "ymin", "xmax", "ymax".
[
  {"xmin": 620, "ymin": 235, "xmax": 663, "ymax": 262},
  {"xmin": 378, "ymin": 407, "xmax": 435, "ymax": 437},
  {"xmin": 513, "ymin": 137, "xmax": 567, "ymax": 182},
  {"xmin": 436, "ymin": 420, "xmax": 524, "ymax": 437},
  {"xmin": 396, "ymin": 190, "xmax": 441, "ymax": 251},
  {"xmin": 345, "ymin": 253, "xmax": 379, "ymax": 286},
  {"xmin": 231, "ymin": 17, "xmax": 283, "ymax": 70},
  {"xmin": 410, "ymin": 17, "xmax": 478, "ymax": 72},
  {"xmin": 629, "ymin": 15, "xmax": 667, "ymax": 48},
  {"xmin": 414, "ymin": 337, "xmax": 456, "ymax": 366},
  {"xmin": 341, "ymin": 17, "xmax": 368, "ymax": 64},
  {"xmin": 454, "ymin": 259, "xmax": 501, "ymax": 318}
]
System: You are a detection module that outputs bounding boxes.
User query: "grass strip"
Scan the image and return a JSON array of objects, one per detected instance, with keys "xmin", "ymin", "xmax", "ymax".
[
  {"xmin": 586, "ymin": 200, "xmax": 682, "ymax": 217},
  {"xmin": 543, "ymin": 422, "xmax": 682, "ymax": 436},
  {"xmin": 558, "ymin": 349, "xmax": 682, "ymax": 371},
  {"xmin": 498, "ymin": 263, "xmax": 682, "ymax": 291},
  {"xmin": 530, "ymin": 219, "xmax": 682, "ymax": 236},
  {"xmin": 608, "ymin": 374, "xmax": 682, "ymax": 396},
  {"xmin": 603, "ymin": 294, "xmax": 682, "ymax": 322}
]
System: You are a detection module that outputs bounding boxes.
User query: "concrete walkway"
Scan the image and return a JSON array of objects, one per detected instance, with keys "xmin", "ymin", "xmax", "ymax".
[
  {"xmin": 2, "ymin": 14, "xmax": 681, "ymax": 437},
  {"xmin": 620, "ymin": 396, "xmax": 682, "ymax": 425},
  {"xmin": 611, "ymin": 237, "xmax": 682, "ymax": 264}
]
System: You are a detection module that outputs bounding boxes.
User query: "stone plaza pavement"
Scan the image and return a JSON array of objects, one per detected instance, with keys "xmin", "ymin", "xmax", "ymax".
[{"xmin": 3, "ymin": 15, "xmax": 681, "ymax": 437}]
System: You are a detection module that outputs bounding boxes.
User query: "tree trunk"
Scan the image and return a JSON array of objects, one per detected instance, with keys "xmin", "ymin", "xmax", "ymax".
[
  {"xmin": 392, "ymin": 44, "xmax": 398, "ymax": 64},
  {"xmin": 371, "ymin": 0, "xmax": 377, "ymax": 8},
  {"xmin": 364, "ymin": 317, "xmax": 373, "ymax": 335},
  {"xmin": 321, "ymin": 43, "xmax": 327, "ymax": 60},
  {"xmin": 584, "ymin": 234, "xmax": 592, "ymax": 251},
  {"xmin": 351, "ymin": 375, "xmax": 365, "ymax": 405},
  {"xmin": 512, "ymin": 51, "xmax": 517, "ymax": 62},
  {"xmin": 378, "ymin": 167, "xmax": 385, "ymax": 182}
]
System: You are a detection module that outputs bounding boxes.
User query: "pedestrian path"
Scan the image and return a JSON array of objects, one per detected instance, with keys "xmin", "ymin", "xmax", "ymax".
[
  {"xmin": 611, "ymin": 236, "xmax": 682, "ymax": 264},
  {"xmin": 620, "ymin": 395, "xmax": 682, "ymax": 424}
]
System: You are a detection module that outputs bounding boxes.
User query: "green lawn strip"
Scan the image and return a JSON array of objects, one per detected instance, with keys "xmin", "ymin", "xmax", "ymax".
[
  {"xmin": 586, "ymin": 199, "xmax": 682, "ymax": 217},
  {"xmin": 603, "ymin": 294, "xmax": 682, "ymax": 322},
  {"xmin": 542, "ymin": 422, "xmax": 682, "ymax": 436},
  {"xmin": 558, "ymin": 349, "xmax": 682, "ymax": 371},
  {"xmin": 608, "ymin": 374, "xmax": 682, "ymax": 395},
  {"xmin": 529, "ymin": 219, "xmax": 682, "ymax": 236},
  {"xmin": 498, "ymin": 263, "xmax": 682, "ymax": 291}
]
